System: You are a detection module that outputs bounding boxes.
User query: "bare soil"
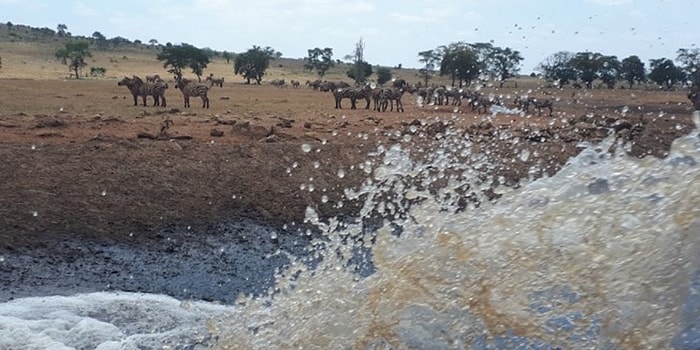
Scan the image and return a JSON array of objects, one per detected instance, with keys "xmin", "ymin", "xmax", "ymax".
[{"xmin": 0, "ymin": 79, "xmax": 695, "ymax": 248}]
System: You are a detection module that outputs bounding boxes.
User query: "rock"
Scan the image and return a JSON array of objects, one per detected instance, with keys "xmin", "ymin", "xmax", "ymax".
[{"xmin": 210, "ymin": 129, "xmax": 224, "ymax": 137}]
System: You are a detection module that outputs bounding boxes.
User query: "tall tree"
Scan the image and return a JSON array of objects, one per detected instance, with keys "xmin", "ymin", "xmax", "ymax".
[
  {"xmin": 345, "ymin": 38, "xmax": 369, "ymax": 84},
  {"xmin": 148, "ymin": 39, "xmax": 159, "ymax": 47},
  {"xmin": 439, "ymin": 42, "xmax": 481, "ymax": 87},
  {"xmin": 55, "ymin": 41, "xmax": 92, "ymax": 79},
  {"xmin": 156, "ymin": 43, "xmax": 211, "ymax": 81},
  {"xmin": 537, "ymin": 51, "xmax": 577, "ymax": 87},
  {"xmin": 490, "ymin": 46, "xmax": 523, "ymax": 86},
  {"xmin": 598, "ymin": 55, "xmax": 621, "ymax": 89},
  {"xmin": 57, "ymin": 23, "xmax": 68, "ymax": 36},
  {"xmin": 620, "ymin": 55, "xmax": 646, "ymax": 89},
  {"xmin": 676, "ymin": 48, "xmax": 700, "ymax": 86},
  {"xmin": 648, "ymin": 58, "xmax": 685, "ymax": 90},
  {"xmin": 570, "ymin": 52, "xmax": 604, "ymax": 89},
  {"xmin": 304, "ymin": 47, "xmax": 334, "ymax": 78},
  {"xmin": 417, "ymin": 49, "xmax": 440, "ymax": 87},
  {"xmin": 233, "ymin": 46, "xmax": 278, "ymax": 84}
]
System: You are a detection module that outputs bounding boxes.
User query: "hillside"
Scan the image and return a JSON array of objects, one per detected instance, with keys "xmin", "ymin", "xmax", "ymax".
[{"xmin": 0, "ymin": 22, "xmax": 434, "ymax": 84}]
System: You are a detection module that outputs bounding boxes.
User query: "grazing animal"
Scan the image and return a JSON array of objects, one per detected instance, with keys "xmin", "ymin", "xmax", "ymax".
[
  {"xmin": 206, "ymin": 74, "xmax": 225, "ymax": 87},
  {"xmin": 290, "ymin": 80, "xmax": 300, "ymax": 88},
  {"xmin": 333, "ymin": 85, "xmax": 372, "ymax": 109},
  {"xmin": 526, "ymin": 97, "xmax": 554, "ymax": 116},
  {"xmin": 270, "ymin": 79, "xmax": 286, "ymax": 88},
  {"xmin": 378, "ymin": 87, "xmax": 406, "ymax": 112},
  {"xmin": 117, "ymin": 75, "xmax": 167, "ymax": 107},
  {"xmin": 175, "ymin": 78, "xmax": 209, "ymax": 108},
  {"xmin": 306, "ymin": 79, "xmax": 322, "ymax": 90}
]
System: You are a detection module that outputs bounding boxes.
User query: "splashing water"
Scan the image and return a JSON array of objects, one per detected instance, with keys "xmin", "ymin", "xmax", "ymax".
[{"xmin": 1, "ymin": 114, "xmax": 698, "ymax": 349}]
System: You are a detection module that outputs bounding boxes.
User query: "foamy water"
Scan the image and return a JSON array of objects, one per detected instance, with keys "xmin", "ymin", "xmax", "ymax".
[{"xmin": 1, "ymin": 114, "xmax": 698, "ymax": 349}]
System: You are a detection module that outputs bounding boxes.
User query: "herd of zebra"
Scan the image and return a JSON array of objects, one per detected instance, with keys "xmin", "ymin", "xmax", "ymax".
[
  {"xmin": 118, "ymin": 74, "xmax": 556, "ymax": 115},
  {"xmin": 306, "ymin": 78, "xmax": 555, "ymax": 116},
  {"xmin": 118, "ymin": 74, "xmax": 213, "ymax": 108}
]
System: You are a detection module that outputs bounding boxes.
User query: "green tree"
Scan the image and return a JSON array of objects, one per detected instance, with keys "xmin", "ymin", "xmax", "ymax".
[
  {"xmin": 156, "ymin": 43, "xmax": 211, "ymax": 81},
  {"xmin": 375, "ymin": 66, "xmax": 392, "ymax": 85},
  {"xmin": 648, "ymin": 58, "xmax": 685, "ymax": 90},
  {"xmin": 57, "ymin": 23, "xmax": 68, "ymax": 36},
  {"xmin": 149, "ymin": 38, "xmax": 159, "ymax": 47},
  {"xmin": 439, "ymin": 42, "xmax": 481, "ymax": 87},
  {"xmin": 346, "ymin": 61, "xmax": 372, "ymax": 83},
  {"xmin": 304, "ymin": 47, "xmax": 334, "ymax": 78},
  {"xmin": 233, "ymin": 46, "xmax": 278, "ymax": 84},
  {"xmin": 91, "ymin": 31, "xmax": 108, "ymax": 51},
  {"xmin": 537, "ymin": 51, "xmax": 577, "ymax": 87},
  {"xmin": 676, "ymin": 48, "xmax": 700, "ymax": 86},
  {"xmin": 620, "ymin": 55, "xmax": 646, "ymax": 88},
  {"xmin": 418, "ymin": 49, "xmax": 440, "ymax": 87},
  {"xmin": 222, "ymin": 51, "xmax": 232, "ymax": 64},
  {"xmin": 55, "ymin": 41, "xmax": 92, "ymax": 79},
  {"xmin": 345, "ymin": 38, "xmax": 370, "ymax": 84},
  {"xmin": 490, "ymin": 46, "xmax": 523, "ymax": 86},
  {"xmin": 6, "ymin": 21, "xmax": 13, "ymax": 30},
  {"xmin": 569, "ymin": 52, "xmax": 604, "ymax": 89},
  {"xmin": 599, "ymin": 55, "xmax": 621, "ymax": 89}
]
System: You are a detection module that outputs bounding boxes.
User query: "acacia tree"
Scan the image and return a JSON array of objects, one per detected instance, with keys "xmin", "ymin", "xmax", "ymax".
[
  {"xmin": 222, "ymin": 51, "xmax": 232, "ymax": 63},
  {"xmin": 156, "ymin": 43, "xmax": 211, "ymax": 81},
  {"xmin": 304, "ymin": 47, "xmax": 334, "ymax": 78},
  {"xmin": 537, "ymin": 51, "xmax": 577, "ymax": 87},
  {"xmin": 648, "ymin": 58, "xmax": 685, "ymax": 90},
  {"xmin": 439, "ymin": 42, "xmax": 481, "ymax": 87},
  {"xmin": 598, "ymin": 55, "xmax": 621, "ymax": 89},
  {"xmin": 490, "ymin": 46, "xmax": 523, "ymax": 86},
  {"xmin": 57, "ymin": 23, "xmax": 68, "ymax": 36},
  {"xmin": 55, "ymin": 41, "xmax": 92, "ymax": 79},
  {"xmin": 677, "ymin": 48, "xmax": 700, "ymax": 86},
  {"xmin": 234, "ymin": 46, "xmax": 279, "ymax": 84},
  {"xmin": 91, "ymin": 31, "xmax": 108, "ymax": 51},
  {"xmin": 620, "ymin": 55, "xmax": 646, "ymax": 89},
  {"xmin": 418, "ymin": 49, "xmax": 440, "ymax": 87}
]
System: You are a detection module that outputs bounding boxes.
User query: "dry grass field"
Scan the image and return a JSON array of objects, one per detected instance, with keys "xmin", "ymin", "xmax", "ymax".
[{"xmin": 0, "ymin": 34, "xmax": 696, "ymax": 250}]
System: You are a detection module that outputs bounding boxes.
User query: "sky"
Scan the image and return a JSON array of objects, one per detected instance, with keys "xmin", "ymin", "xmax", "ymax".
[{"xmin": 0, "ymin": 0, "xmax": 695, "ymax": 73}]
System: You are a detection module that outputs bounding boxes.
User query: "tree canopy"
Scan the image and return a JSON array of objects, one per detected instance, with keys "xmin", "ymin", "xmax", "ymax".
[
  {"xmin": 375, "ymin": 66, "xmax": 392, "ymax": 85},
  {"xmin": 537, "ymin": 51, "xmax": 578, "ymax": 87},
  {"xmin": 346, "ymin": 61, "xmax": 372, "ymax": 83},
  {"xmin": 234, "ymin": 46, "xmax": 279, "ymax": 84},
  {"xmin": 439, "ymin": 42, "xmax": 481, "ymax": 87},
  {"xmin": 55, "ymin": 41, "xmax": 92, "ymax": 79},
  {"xmin": 620, "ymin": 55, "xmax": 646, "ymax": 88},
  {"xmin": 648, "ymin": 58, "xmax": 685, "ymax": 90},
  {"xmin": 304, "ymin": 47, "xmax": 334, "ymax": 78},
  {"xmin": 676, "ymin": 48, "xmax": 700, "ymax": 86},
  {"xmin": 417, "ymin": 50, "xmax": 440, "ymax": 87},
  {"xmin": 156, "ymin": 43, "xmax": 211, "ymax": 81}
]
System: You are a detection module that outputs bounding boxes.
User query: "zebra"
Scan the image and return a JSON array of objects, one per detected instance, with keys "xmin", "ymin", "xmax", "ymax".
[
  {"xmin": 333, "ymin": 84, "xmax": 372, "ymax": 109},
  {"xmin": 526, "ymin": 97, "xmax": 553, "ymax": 116},
  {"xmin": 146, "ymin": 74, "xmax": 161, "ymax": 83},
  {"xmin": 270, "ymin": 79, "xmax": 286, "ymax": 88},
  {"xmin": 175, "ymin": 78, "xmax": 209, "ymax": 108},
  {"xmin": 206, "ymin": 74, "xmax": 224, "ymax": 87},
  {"xmin": 378, "ymin": 87, "xmax": 406, "ymax": 112},
  {"xmin": 118, "ymin": 75, "xmax": 167, "ymax": 107},
  {"xmin": 290, "ymin": 80, "xmax": 300, "ymax": 88},
  {"xmin": 306, "ymin": 79, "xmax": 322, "ymax": 90}
]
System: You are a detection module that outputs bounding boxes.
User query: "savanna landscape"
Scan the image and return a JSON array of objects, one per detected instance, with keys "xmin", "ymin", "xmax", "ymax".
[{"xmin": 0, "ymin": 23, "xmax": 697, "ymax": 301}]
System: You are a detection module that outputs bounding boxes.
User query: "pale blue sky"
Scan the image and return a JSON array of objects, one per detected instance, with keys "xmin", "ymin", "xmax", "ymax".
[{"xmin": 0, "ymin": 0, "xmax": 694, "ymax": 73}]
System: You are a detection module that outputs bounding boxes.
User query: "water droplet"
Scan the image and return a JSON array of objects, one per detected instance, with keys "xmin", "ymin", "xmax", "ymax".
[
  {"xmin": 30, "ymin": 144, "xmax": 36, "ymax": 150},
  {"xmin": 321, "ymin": 195, "xmax": 329, "ymax": 203},
  {"xmin": 101, "ymin": 189, "xmax": 107, "ymax": 196},
  {"xmin": 301, "ymin": 144, "xmax": 312, "ymax": 153},
  {"xmin": 32, "ymin": 211, "xmax": 38, "ymax": 217},
  {"xmin": 292, "ymin": 162, "xmax": 298, "ymax": 168},
  {"xmin": 270, "ymin": 231, "xmax": 277, "ymax": 240},
  {"xmin": 675, "ymin": 124, "xmax": 683, "ymax": 130},
  {"xmin": 0, "ymin": 256, "xmax": 5, "ymax": 263},
  {"xmin": 519, "ymin": 149, "xmax": 531, "ymax": 162},
  {"xmin": 337, "ymin": 169, "xmax": 345, "ymax": 178},
  {"xmin": 313, "ymin": 161, "xmax": 320, "ymax": 169}
]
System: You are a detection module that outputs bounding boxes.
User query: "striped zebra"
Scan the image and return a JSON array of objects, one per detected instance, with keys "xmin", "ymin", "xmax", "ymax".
[
  {"xmin": 206, "ymin": 74, "xmax": 224, "ymax": 87},
  {"xmin": 118, "ymin": 75, "xmax": 168, "ymax": 107},
  {"xmin": 526, "ymin": 97, "xmax": 553, "ymax": 116},
  {"xmin": 378, "ymin": 87, "xmax": 405, "ymax": 112},
  {"xmin": 175, "ymin": 78, "xmax": 209, "ymax": 108},
  {"xmin": 290, "ymin": 80, "xmax": 300, "ymax": 88},
  {"xmin": 333, "ymin": 85, "xmax": 372, "ymax": 109}
]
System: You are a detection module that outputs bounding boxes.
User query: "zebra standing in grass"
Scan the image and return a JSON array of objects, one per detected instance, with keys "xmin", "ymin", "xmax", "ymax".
[
  {"xmin": 118, "ymin": 75, "xmax": 168, "ymax": 107},
  {"xmin": 175, "ymin": 78, "xmax": 209, "ymax": 108},
  {"xmin": 206, "ymin": 74, "xmax": 225, "ymax": 87}
]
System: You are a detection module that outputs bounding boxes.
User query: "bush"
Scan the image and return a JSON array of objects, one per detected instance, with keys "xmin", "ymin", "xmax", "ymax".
[{"xmin": 90, "ymin": 66, "xmax": 106, "ymax": 77}]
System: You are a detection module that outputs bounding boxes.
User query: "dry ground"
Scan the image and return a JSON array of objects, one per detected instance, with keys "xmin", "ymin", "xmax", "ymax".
[{"xmin": 0, "ymin": 74, "xmax": 696, "ymax": 251}]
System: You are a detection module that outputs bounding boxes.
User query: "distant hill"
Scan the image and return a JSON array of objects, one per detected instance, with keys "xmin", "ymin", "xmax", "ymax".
[{"xmin": 0, "ymin": 21, "xmax": 437, "ymax": 84}]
